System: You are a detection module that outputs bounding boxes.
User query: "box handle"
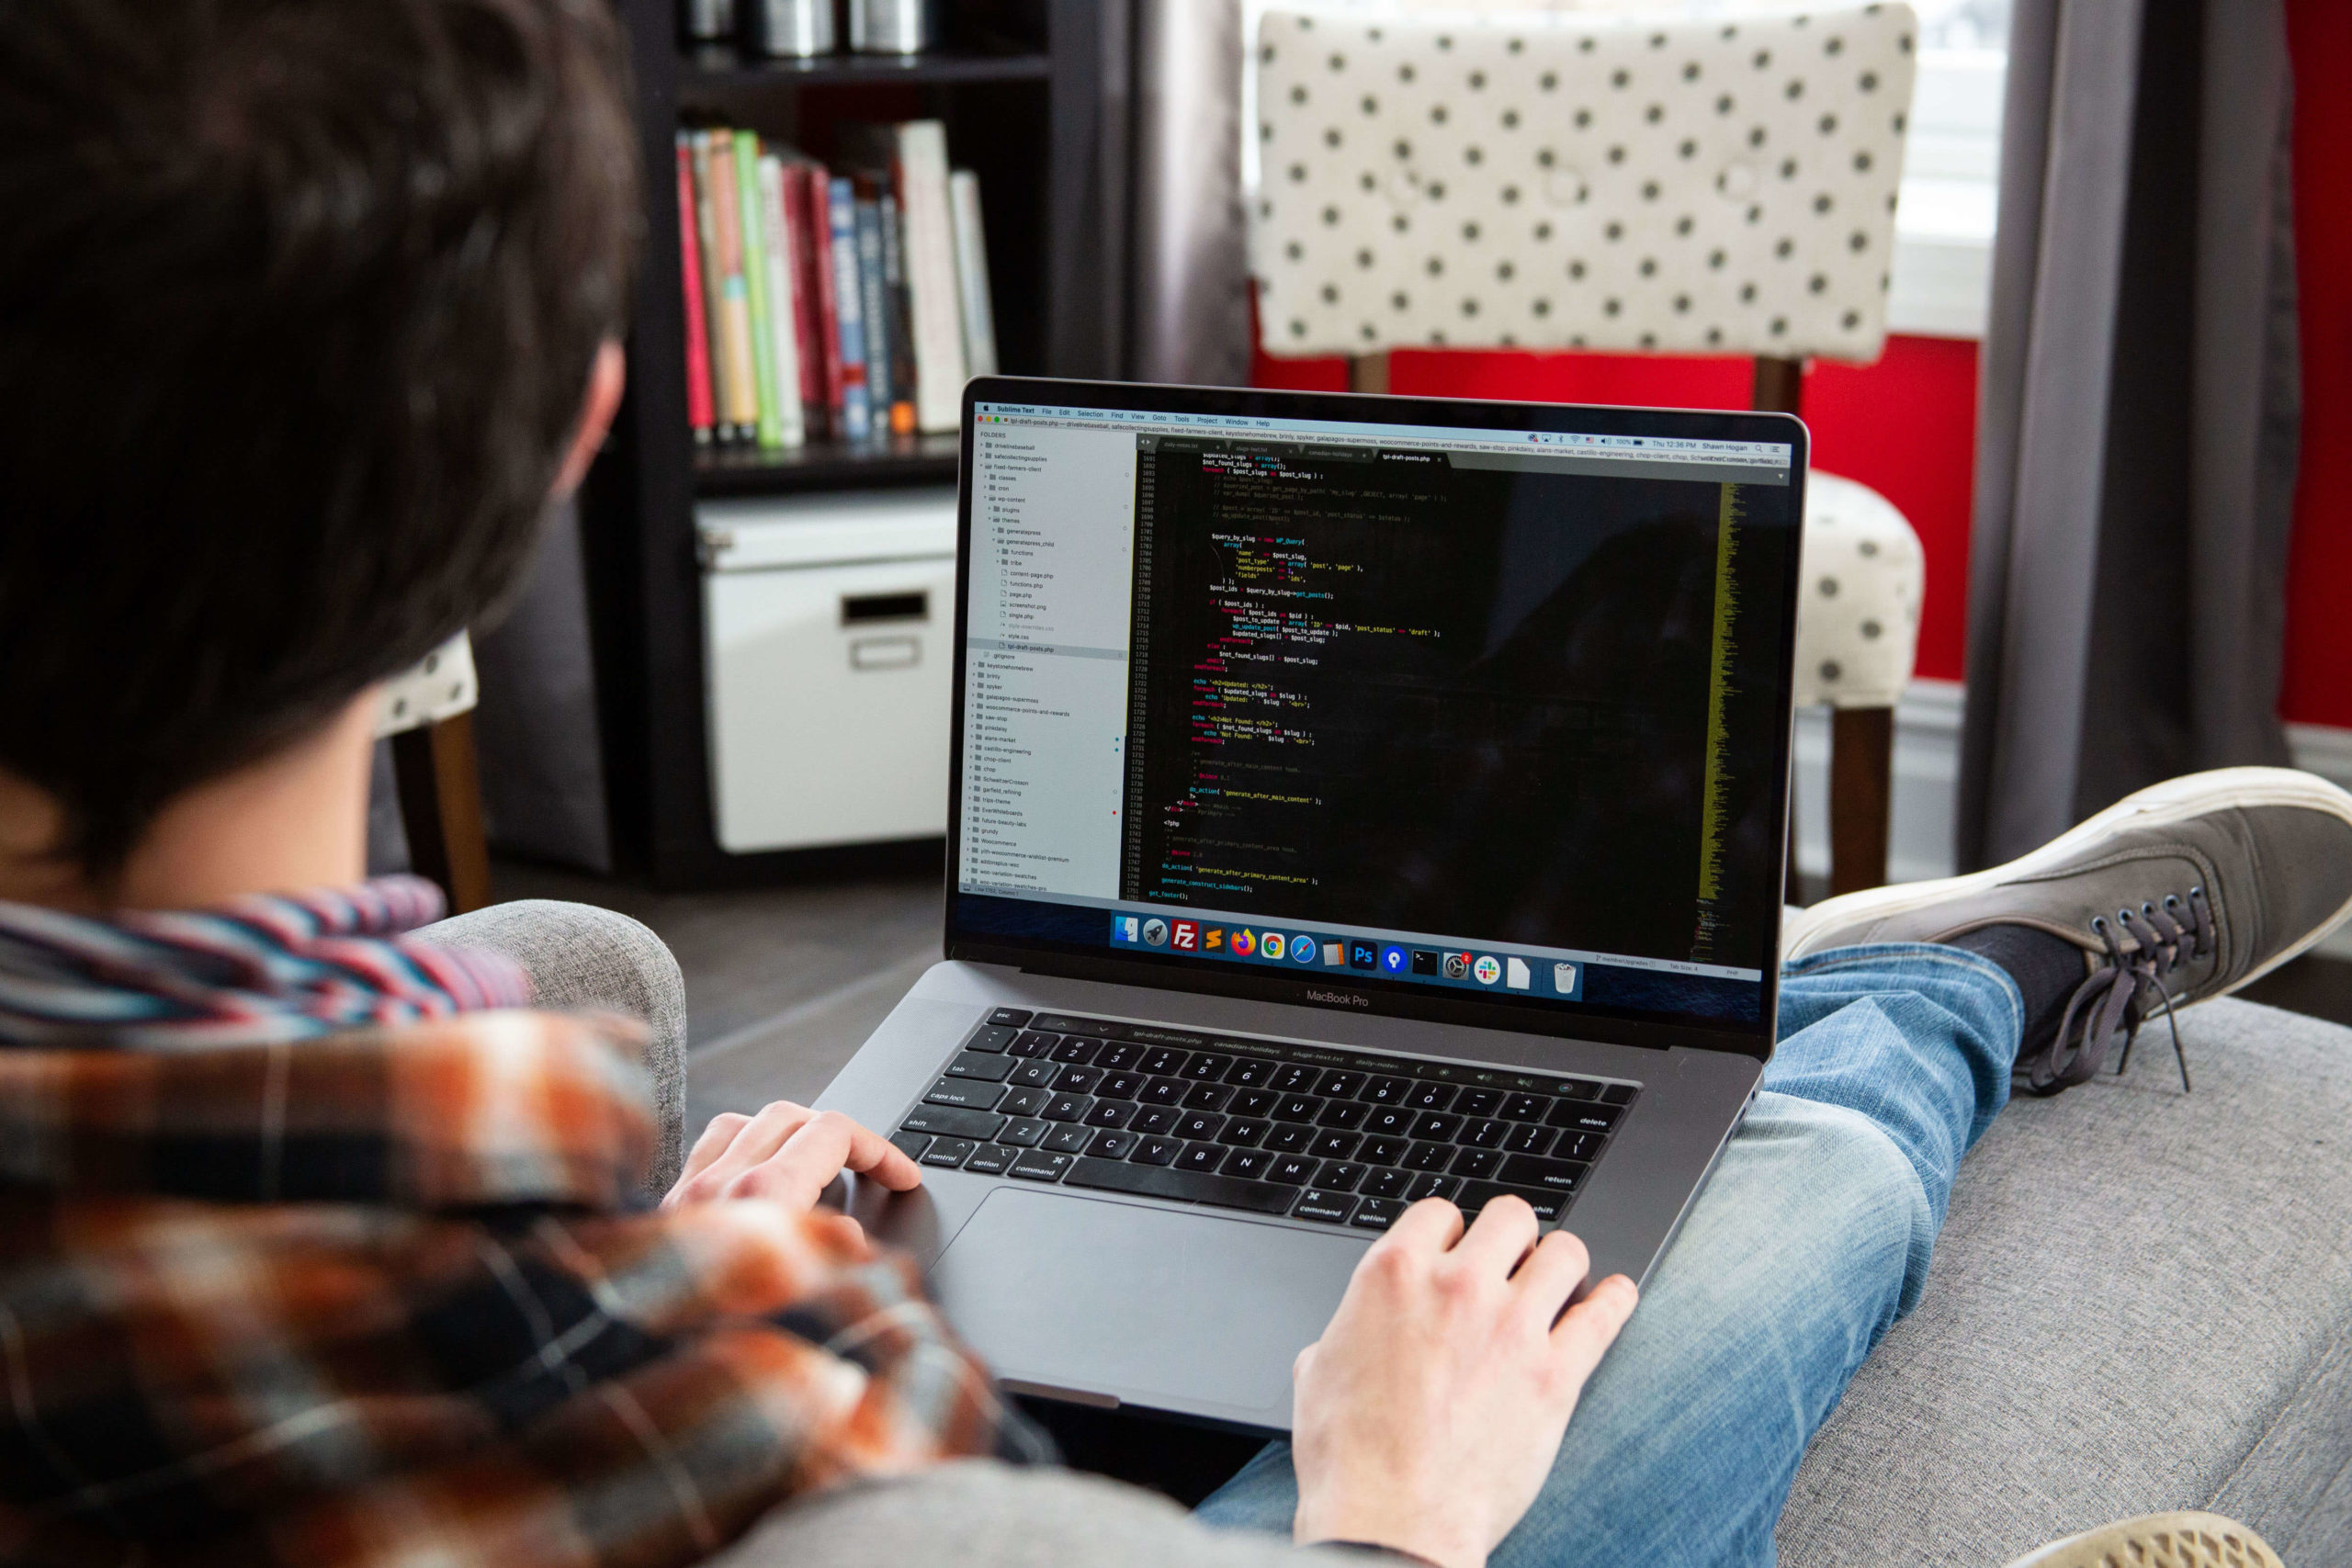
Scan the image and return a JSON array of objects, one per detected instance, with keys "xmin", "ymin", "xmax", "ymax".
[
  {"xmin": 842, "ymin": 590, "xmax": 928, "ymax": 626},
  {"xmin": 850, "ymin": 636, "xmax": 921, "ymax": 671}
]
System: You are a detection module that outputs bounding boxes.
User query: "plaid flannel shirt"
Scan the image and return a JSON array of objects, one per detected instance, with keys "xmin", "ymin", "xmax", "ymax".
[{"xmin": 0, "ymin": 893, "xmax": 1041, "ymax": 1567}]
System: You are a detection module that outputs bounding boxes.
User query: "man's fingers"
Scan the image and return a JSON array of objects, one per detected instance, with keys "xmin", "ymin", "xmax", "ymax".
[
  {"xmin": 1453, "ymin": 1194, "xmax": 1541, "ymax": 1273},
  {"xmin": 675, "ymin": 1111, "xmax": 750, "ymax": 1191},
  {"xmin": 1548, "ymin": 1273, "xmax": 1639, "ymax": 1382},
  {"xmin": 737, "ymin": 1111, "xmax": 922, "ymax": 1207},
  {"xmin": 831, "ymin": 1113, "xmax": 924, "ymax": 1190},
  {"xmin": 695, "ymin": 1100, "xmax": 819, "ymax": 1190},
  {"xmin": 668, "ymin": 1100, "xmax": 817, "ymax": 1204},
  {"xmin": 1377, "ymin": 1195, "xmax": 1466, "ymax": 1258},
  {"xmin": 1509, "ymin": 1228, "xmax": 1592, "ymax": 1325}
]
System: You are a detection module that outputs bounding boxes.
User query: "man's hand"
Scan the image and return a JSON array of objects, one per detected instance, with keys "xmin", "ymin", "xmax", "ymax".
[
  {"xmin": 664, "ymin": 1100, "xmax": 922, "ymax": 1211},
  {"xmin": 1289, "ymin": 1197, "xmax": 1638, "ymax": 1568}
]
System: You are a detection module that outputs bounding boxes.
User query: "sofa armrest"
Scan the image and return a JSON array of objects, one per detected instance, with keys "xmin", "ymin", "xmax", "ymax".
[{"xmin": 416, "ymin": 898, "xmax": 687, "ymax": 1197}]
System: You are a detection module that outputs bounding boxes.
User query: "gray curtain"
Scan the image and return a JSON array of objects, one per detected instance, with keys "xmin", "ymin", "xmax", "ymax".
[
  {"xmin": 1127, "ymin": 0, "xmax": 1252, "ymax": 387},
  {"xmin": 365, "ymin": 501, "xmax": 615, "ymax": 877},
  {"xmin": 470, "ymin": 499, "xmax": 614, "ymax": 872},
  {"xmin": 1957, "ymin": 0, "xmax": 2301, "ymax": 869}
]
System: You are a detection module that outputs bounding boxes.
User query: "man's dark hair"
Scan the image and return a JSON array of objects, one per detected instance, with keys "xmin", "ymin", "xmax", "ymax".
[{"xmin": 0, "ymin": 0, "xmax": 639, "ymax": 882}]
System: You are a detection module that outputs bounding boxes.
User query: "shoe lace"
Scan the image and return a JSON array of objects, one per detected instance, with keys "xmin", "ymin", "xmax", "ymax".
[{"xmin": 2027, "ymin": 886, "xmax": 2214, "ymax": 1097}]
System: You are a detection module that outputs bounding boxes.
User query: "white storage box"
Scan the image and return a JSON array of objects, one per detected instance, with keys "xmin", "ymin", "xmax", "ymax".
[{"xmin": 699, "ymin": 488, "xmax": 958, "ymax": 853}]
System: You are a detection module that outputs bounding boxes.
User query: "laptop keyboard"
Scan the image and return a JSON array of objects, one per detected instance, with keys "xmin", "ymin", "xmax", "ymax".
[{"xmin": 885, "ymin": 1009, "xmax": 1638, "ymax": 1234}]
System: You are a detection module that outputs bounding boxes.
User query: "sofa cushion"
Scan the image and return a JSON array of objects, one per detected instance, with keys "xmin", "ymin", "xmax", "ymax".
[{"xmin": 1777, "ymin": 998, "xmax": 2352, "ymax": 1566}]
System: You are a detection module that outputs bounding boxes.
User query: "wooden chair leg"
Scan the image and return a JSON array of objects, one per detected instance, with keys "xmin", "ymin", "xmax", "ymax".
[
  {"xmin": 391, "ymin": 712, "xmax": 493, "ymax": 914},
  {"xmin": 1751, "ymin": 355, "xmax": 1804, "ymax": 416},
  {"xmin": 1827, "ymin": 705, "xmax": 1894, "ymax": 896},
  {"xmin": 1349, "ymin": 352, "xmax": 1390, "ymax": 395}
]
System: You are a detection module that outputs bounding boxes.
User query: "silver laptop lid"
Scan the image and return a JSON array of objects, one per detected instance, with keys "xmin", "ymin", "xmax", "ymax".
[{"xmin": 944, "ymin": 378, "xmax": 1806, "ymax": 1061}]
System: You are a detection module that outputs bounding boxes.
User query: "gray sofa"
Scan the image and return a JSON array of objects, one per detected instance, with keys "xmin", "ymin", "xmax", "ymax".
[{"xmin": 425, "ymin": 900, "xmax": 2352, "ymax": 1565}]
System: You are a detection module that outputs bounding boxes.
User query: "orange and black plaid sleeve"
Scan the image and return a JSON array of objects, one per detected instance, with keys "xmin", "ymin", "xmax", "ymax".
[{"xmin": 0, "ymin": 1013, "xmax": 1047, "ymax": 1568}]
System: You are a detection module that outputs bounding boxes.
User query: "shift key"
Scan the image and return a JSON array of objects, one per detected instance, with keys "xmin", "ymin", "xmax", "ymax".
[{"xmin": 899, "ymin": 1105, "xmax": 1008, "ymax": 1141}]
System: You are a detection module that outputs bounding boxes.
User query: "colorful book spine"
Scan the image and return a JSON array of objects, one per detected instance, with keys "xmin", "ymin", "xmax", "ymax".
[
  {"xmin": 674, "ymin": 135, "xmax": 716, "ymax": 447},
  {"xmin": 827, "ymin": 175, "xmax": 872, "ymax": 441},
  {"xmin": 702, "ymin": 130, "xmax": 761, "ymax": 444},
  {"xmin": 878, "ymin": 192, "xmax": 918, "ymax": 436},
  {"xmin": 893, "ymin": 122, "xmax": 969, "ymax": 433},
  {"xmin": 730, "ymin": 130, "xmax": 785, "ymax": 450},
  {"xmin": 691, "ymin": 132, "xmax": 742, "ymax": 444},
  {"xmin": 852, "ymin": 182, "xmax": 892, "ymax": 426},
  {"xmin": 782, "ymin": 162, "xmax": 830, "ymax": 439},
  {"xmin": 804, "ymin": 163, "xmax": 846, "ymax": 438},
  {"xmin": 754, "ymin": 153, "xmax": 807, "ymax": 449},
  {"xmin": 948, "ymin": 168, "xmax": 999, "ymax": 379}
]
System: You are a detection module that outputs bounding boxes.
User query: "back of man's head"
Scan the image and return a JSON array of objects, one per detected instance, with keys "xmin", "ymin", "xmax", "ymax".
[{"xmin": 0, "ymin": 0, "xmax": 639, "ymax": 882}]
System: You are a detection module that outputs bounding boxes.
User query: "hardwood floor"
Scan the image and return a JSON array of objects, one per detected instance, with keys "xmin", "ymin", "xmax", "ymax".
[{"xmin": 489, "ymin": 857, "xmax": 942, "ymax": 1129}]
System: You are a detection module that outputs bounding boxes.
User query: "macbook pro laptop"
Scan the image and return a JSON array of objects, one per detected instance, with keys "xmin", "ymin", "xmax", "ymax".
[{"xmin": 818, "ymin": 376, "xmax": 1806, "ymax": 1431}]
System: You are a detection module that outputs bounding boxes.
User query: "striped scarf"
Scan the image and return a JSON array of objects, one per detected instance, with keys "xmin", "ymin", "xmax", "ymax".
[{"xmin": 0, "ymin": 874, "xmax": 530, "ymax": 1047}]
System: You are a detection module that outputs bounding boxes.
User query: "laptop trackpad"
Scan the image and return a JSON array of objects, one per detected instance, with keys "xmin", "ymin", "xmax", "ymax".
[{"xmin": 929, "ymin": 1186, "xmax": 1367, "ymax": 1424}]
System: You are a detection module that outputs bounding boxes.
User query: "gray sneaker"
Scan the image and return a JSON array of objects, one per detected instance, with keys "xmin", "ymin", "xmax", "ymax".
[
  {"xmin": 2003, "ymin": 1510, "xmax": 2281, "ymax": 1568},
  {"xmin": 1784, "ymin": 767, "xmax": 2352, "ymax": 1092}
]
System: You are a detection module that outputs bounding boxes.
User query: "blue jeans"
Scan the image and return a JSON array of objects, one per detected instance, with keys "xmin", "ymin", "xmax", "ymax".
[{"xmin": 1196, "ymin": 943, "xmax": 2022, "ymax": 1567}]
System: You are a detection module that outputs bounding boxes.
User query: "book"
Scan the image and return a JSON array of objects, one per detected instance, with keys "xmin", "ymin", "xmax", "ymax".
[
  {"xmin": 948, "ymin": 168, "xmax": 999, "ymax": 379},
  {"xmin": 669, "ymin": 121, "xmax": 1001, "ymax": 455},
  {"xmin": 754, "ymin": 153, "xmax": 808, "ymax": 449},
  {"xmin": 891, "ymin": 122, "xmax": 969, "ymax": 432},
  {"xmin": 691, "ymin": 131, "xmax": 744, "ymax": 444},
  {"xmin": 701, "ymin": 130, "xmax": 761, "ymax": 444},
  {"xmin": 877, "ymin": 193, "xmax": 918, "ymax": 435},
  {"xmin": 778, "ymin": 158, "xmax": 829, "ymax": 440},
  {"xmin": 826, "ymin": 175, "xmax": 872, "ymax": 441},
  {"xmin": 673, "ymin": 135, "xmax": 716, "ymax": 447},
  {"xmin": 795, "ymin": 161, "xmax": 843, "ymax": 439},
  {"xmin": 852, "ymin": 181, "xmax": 892, "ymax": 427},
  {"xmin": 730, "ymin": 130, "xmax": 785, "ymax": 449}
]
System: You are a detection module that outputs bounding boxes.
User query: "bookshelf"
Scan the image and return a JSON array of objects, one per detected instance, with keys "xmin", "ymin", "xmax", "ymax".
[{"xmin": 579, "ymin": 0, "xmax": 1128, "ymax": 888}]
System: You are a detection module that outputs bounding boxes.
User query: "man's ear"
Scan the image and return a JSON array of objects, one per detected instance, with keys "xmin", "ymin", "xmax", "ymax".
[{"xmin": 551, "ymin": 340, "xmax": 627, "ymax": 501}]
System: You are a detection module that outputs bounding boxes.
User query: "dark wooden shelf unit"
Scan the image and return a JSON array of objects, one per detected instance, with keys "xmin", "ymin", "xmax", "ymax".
[
  {"xmin": 679, "ymin": 43, "xmax": 1053, "ymax": 89},
  {"xmin": 577, "ymin": 0, "xmax": 1130, "ymax": 889},
  {"xmin": 693, "ymin": 432, "xmax": 962, "ymax": 496}
]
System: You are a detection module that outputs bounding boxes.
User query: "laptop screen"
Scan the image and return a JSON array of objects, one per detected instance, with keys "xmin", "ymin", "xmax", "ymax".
[{"xmin": 947, "ymin": 381, "xmax": 1804, "ymax": 1045}]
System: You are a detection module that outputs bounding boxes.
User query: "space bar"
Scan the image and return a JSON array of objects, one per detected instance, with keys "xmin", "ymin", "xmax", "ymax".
[{"xmin": 1063, "ymin": 1157, "xmax": 1296, "ymax": 1215}]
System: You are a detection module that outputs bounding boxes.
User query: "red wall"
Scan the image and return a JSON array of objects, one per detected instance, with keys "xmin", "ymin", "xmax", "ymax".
[
  {"xmin": 1253, "ymin": 0, "xmax": 2349, "ymax": 718},
  {"xmin": 1251, "ymin": 337, "xmax": 1978, "ymax": 681}
]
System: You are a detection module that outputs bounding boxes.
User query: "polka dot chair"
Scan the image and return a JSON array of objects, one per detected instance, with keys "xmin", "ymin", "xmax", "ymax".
[
  {"xmin": 1251, "ymin": 4, "xmax": 1918, "ymax": 375},
  {"xmin": 1795, "ymin": 473, "xmax": 1924, "ymax": 891},
  {"xmin": 1250, "ymin": 4, "xmax": 1924, "ymax": 894},
  {"xmin": 374, "ymin": 630, "xmax": 492, "ymax": 913}
]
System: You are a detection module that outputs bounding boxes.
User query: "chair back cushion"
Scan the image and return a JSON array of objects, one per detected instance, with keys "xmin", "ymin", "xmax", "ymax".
[
  {"xmin": 1251, "ymin": 5, "xmax": 1918, "ymax": 361},
  {"xmin": 374, "ymin": 630, "xmax": 478, "ymax": 738},
  {"xmin": 1792, "ymin": 470, "xmax": 1921, "ymax": 709}
]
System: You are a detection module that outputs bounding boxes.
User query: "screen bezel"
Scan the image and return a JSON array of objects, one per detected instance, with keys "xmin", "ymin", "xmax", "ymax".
[{"xmin": 946, "ymin": 375, "xmax": 1808, "ymax": 1064}]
